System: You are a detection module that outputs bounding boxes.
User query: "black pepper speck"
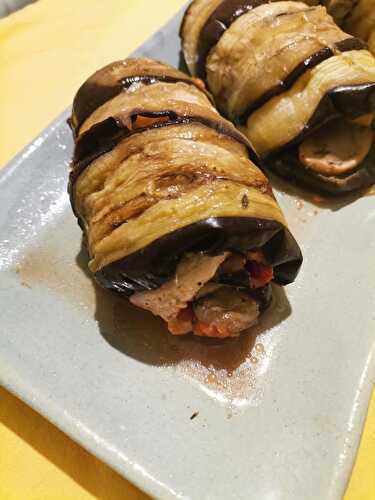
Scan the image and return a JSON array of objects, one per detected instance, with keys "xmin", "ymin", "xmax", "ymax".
[{"xmin": 241, "ymin": 194, "xmax": 249, "ymax": 209}]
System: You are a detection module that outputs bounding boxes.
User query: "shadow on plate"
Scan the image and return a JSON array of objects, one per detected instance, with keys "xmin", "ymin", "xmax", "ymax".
[{"xmin": 76, "ymin": 246, "xmax": 291, "ymax": 374}]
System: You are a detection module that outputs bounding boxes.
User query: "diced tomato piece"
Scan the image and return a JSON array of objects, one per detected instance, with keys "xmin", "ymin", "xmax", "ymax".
[
  {"xmin": 193, "ymin": 321, "xmax": 229, "ymax": 338},
  {"xmin": 247, "ymin": 261, "xmax": 274, "ymax": 288}
]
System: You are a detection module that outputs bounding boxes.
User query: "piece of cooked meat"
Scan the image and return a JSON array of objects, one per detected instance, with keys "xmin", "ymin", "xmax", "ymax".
[
  {"xmin": 130, "ymin": 249, "xmax": 274, "ymax": 337},
  {"xmin": 130, "ymin": 252, "xmax": 229, "ymax": 334},
  {"xmin": 193, "ymin": 287, "xmax": 259, "ymax": 338}
]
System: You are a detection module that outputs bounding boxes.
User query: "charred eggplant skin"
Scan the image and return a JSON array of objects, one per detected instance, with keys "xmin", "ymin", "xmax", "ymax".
[
  {"xmin": 95, "ymin": 217, "xmax": 303, "ymax": 295},
  {"xmin": 68, "ymin": 110, "xmax": 261, "ymax": 217}
]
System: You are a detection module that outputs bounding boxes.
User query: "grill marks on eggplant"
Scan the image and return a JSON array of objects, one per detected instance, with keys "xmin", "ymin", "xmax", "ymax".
[
  {"xmin": 70, "ymin": 110, "xmax": 258, "ymax": 191},
  {"xmin": 195, "ymin": 0, "xmax": 320, "ymax": 79},
  {"xmin": 180, "ymin": 0, "xmax": 375, "ymax": 193},
  {"xmin": 69, "ymin": 58, "xmax": 298, "ymax": 276},
  {"xmin": 71, "ymin": 79, "xmax": 257, "ymax": 174},
  {"xmin": 89, "ymin": 180, "xmax": 285, "ymax": 273},
  {"xmin": 79, "ymin": 138, "xmax": 271, "ymax": 249},
  {"xmin": 77, "ymin": 81, "xmax": 214, "ymax": 136},
  {"xmin": 70, "ymin": 122, "xmax": 250, "ymax": 219}
]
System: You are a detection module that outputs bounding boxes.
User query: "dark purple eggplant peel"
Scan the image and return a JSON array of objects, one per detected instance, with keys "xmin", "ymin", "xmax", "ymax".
[
  {"xmin": 180, "ymin": 0, "xmax": 375, "ymax": 194},
  {"xmin": 68, "ymin": 58, "xmax": 302, "ymax": 338}
]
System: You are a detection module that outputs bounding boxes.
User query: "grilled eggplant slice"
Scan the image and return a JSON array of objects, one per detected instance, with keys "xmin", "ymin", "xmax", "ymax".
[
  {"xmin": 342, "ymin": 0, "xmax": 375, "ymax": 55},
  {"xmin": 319, "ymin": 1, "xmax": 375, "ymax": 55},
  {"xmin": 322, "ymin": 0, "xmax": 356, "ymax": 25},
  {"xmin": 181, "ymin": 0, "xmax": 375, "ymax": 194},
  {"xmin": 70, "ymin": 57, "xmax": 211, "ymax": 134},
  {"xmin": 69, "ymin": 58, "xmax": 302, "ymax": 338}
]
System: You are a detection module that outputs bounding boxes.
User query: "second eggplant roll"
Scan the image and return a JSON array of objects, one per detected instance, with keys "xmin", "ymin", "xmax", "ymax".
[
  {"xmin": 305, "ymin": 2, "xmax": 375, "ymax": 56},
  {"xmin": 321, "ymin": 0, "xmax": 356, "ymax": 26},
  {"xmin": 69, "ymin": 58, "xmax": 302, "ymax": 339},
  {"xmin": 181, "ymin": 0, "xmax": 375, "ymax": 194},
  {"xmin": 334, "ymin": 0, "xmax": 375, "ymax": 55}
]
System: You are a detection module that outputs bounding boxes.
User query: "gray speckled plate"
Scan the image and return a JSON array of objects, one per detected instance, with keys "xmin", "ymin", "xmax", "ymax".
[{"xmin": 1, "ymin": 9, "xmax": 375, "ymax": 500}]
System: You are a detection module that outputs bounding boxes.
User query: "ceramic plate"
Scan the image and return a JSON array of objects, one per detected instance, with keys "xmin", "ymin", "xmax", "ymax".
[{"xmin": 1, "ymin": 8, "xmax": 374, "ymax": 500}]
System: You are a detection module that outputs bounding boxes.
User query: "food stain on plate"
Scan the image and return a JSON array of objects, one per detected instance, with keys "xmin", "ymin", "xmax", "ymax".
[
  {"xmin": 175, "ymin": 285, "xmax": 290, "ymax": 411},
  {"xmin": 96, "ymin": 283, "xmax": 291, "ymax": 411},
  {"xmin": 13, "ymin": 212, "xmax": 292, "ymax": 411},
  {"xmin": 13, "ymin": 213, "xmax": 96, "ymax": 311}
]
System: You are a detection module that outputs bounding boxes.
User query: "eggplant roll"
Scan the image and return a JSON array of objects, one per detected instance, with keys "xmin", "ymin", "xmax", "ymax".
[
  {"xmin": 181, "ymin": 0, "xmax": 375, "ymax": 193},
  {"xmin": 321, "ymin": 0, "xmax": 356, "ymax": 25},
  {"xmin": 334, "ymin": 0, "xmax": 375, "ymax": 55},
  {"xmin": 68, "ymin": 58, "xmax": 302, "ymax": 338},
  {"xmin": 306, "ymin": 2, "xmax": 375, "ymax": 55}
]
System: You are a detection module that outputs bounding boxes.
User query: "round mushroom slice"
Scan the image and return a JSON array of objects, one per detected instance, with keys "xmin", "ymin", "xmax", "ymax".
[{"xmin": 298, "ymin": 119, "xmax": 373, "ymax": 176}]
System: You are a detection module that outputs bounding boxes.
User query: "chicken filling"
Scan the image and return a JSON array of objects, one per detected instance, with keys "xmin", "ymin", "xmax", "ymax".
[{"xmin": 130, "ymin": 249, "xmax": 274, "ymax": 338}]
